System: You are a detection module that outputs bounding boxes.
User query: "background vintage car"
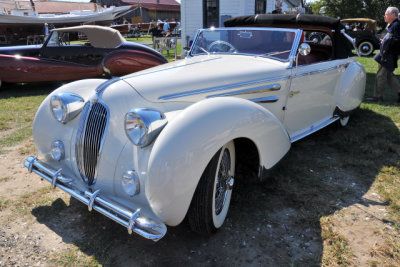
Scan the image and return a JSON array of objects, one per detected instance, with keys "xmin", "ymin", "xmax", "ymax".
[
  {"xmin": 340, "ymin": 18, "xmax": 381, "ymax": 56},
  {"xmin": 24, "ymin": 14, "xmax": 366, "ymax": 241},
  {"xmin": 0, "ymin": 25, "xmax": 167, "ymax": 87}
]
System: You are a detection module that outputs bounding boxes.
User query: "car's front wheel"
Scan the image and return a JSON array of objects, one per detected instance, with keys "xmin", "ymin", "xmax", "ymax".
[
  {"xmin": 188, "ymin": 141, "xmax": 235, "ymax": 234},
  {"xmin": 358, "ymin": 41, "xmax": 374, "ymax": 56}
]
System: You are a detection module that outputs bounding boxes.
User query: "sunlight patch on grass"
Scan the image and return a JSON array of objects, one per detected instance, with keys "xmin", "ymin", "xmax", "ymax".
[
  {"xmin": 49, "ymin": 247, "xmax": 100, "ymax": 267},
  {"xmin": 321, "ymin": 217, "xmax": 354, "ymax": 266},
  {"xmin": 0, "ymin": 197, "xmax": 11, "ymax": 211},
  {"xmin": 375, "ymin": 166, "xmax": 400, "ymax": 223},
  {"xmin": 0, "ymin": 126, "xmax": 32, "ymax": 154},
  {"xmin": 369, "ymin": 235, "xmax": 400, "ymax": 265}
]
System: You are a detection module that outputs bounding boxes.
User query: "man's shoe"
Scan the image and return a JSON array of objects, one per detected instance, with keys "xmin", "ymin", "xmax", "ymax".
[{"xmin": 365, "ymin": 96, "xmax": 383, "ymax": 102}]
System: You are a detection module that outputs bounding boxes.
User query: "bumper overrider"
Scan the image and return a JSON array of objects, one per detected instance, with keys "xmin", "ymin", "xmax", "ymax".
[{"xmin": 24, "ymin": 156, "xmax": 167, "ymax": 241}]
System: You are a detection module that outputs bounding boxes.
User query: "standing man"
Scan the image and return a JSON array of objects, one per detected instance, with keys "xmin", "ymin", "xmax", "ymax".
[
  {"xmin": 163, "ymin": 20, "xmax": 170, "ymax": 35},
  {"xmin": 370, "ymin": 7, "xmax": 400, "ymax": 102}
]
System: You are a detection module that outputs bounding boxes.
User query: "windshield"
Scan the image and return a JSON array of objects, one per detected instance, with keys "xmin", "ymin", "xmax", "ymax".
[{"xmin": 190, "ymin": 28, "xmax": 298, "ymax": 61}]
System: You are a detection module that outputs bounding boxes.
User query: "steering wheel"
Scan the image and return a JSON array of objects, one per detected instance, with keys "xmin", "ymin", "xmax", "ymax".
[{"xmin": 208, "ymin": 40, "xmax": 237, "ymax": 53}]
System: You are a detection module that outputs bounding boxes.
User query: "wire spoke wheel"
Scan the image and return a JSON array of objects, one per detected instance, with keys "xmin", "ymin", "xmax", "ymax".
[
  {"xmin": 214, "ymin": 149, "xmax": 231, "ymax": 215},
  {"xmin": 188, "ymin": 141, "xmax": 235, "ymax": 234}
]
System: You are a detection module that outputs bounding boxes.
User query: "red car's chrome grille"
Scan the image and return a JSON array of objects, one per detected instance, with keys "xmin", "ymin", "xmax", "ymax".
[{"xmin": 75, "ymin": 101, "xmax": 108, "ymax": 185}]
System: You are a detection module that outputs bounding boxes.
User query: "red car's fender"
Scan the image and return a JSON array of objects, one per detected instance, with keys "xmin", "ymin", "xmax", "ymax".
[{"xmin": 102, "ymin": 49, "xmax": 167, "ymax": 77}]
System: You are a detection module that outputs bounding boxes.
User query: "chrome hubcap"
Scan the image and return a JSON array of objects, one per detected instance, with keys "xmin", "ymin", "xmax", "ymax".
[{"xmin": 215, "ymin": 149, "xmax": 232, "ymax": 215}]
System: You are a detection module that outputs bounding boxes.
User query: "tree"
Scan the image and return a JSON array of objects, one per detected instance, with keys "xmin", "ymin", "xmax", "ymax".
[
  {"xmin": 321, "ymin": 0, "xmax": 400, "ymax": 27},
  {"xmin": 322, "ymin": 0, "xmax": 365, "ymax": 19},
  {"xmin": 309, "ymin": 0, "xmax": 324, "ymax": 14}
]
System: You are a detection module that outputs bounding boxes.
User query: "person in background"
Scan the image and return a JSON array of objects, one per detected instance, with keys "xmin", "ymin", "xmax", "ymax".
[
  {"xmin": 369, "ymin": 6, "xmax": 400, "ymax": 102},
  {"xmin": 163, "ymin": 20, "xmax": 170, "ymax": 35}
]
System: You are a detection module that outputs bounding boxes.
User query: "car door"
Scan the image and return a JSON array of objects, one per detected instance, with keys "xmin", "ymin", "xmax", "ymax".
[{"xmin": 283, "ymin": 57, "xmax": 343, "ymax": 141}]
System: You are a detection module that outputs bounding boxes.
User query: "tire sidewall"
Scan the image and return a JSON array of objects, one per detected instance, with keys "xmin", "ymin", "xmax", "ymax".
[{"xmin": 339, "ymin": 116, "xmax": 350, "ymax": 127}]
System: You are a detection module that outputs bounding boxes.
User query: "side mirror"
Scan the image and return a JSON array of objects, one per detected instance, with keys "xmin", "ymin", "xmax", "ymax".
[{"xmin": 298, "ymin": 43, "xmax": 311, "ymax": 56}]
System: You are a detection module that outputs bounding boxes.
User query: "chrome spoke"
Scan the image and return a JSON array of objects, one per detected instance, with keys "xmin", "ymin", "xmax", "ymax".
[{"xmin": 215, "ymin": 149, "xmax": 231, "ymax": 215}]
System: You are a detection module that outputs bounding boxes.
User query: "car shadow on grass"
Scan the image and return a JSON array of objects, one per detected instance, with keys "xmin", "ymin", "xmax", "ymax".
[
  {"xmin": 31, "ymin": 108, "xmax": 400, "ymax": 266},
  {"xmin": 0, "ymin": 82, "xmax": 62, "ymax": 99}
]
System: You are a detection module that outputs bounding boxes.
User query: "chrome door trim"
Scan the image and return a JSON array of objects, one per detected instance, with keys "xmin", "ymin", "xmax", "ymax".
[
  {"xmin": 158, "ymin": 76, "xmax": 289, "ymax": 100},
  {"xmin": 292, "ymin": 63, "xmax": 350, "ymax": 78},
  {"xmin": 206, "ymin": 83, "xmax": 281, "ymax": 98},
  {"xmin": 249, "ymin": 96, "xmax": 279, "ymax": 103}
]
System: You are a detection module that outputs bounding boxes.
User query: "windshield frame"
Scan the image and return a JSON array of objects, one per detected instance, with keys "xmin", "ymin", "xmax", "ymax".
[{"xmin": 189, "ymin": 27, "xmax": 302, "ymax": 62}]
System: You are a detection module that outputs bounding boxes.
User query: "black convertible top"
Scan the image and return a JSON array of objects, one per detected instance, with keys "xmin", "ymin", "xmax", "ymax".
[
  {"xmin": 224, "ymin": 14, "xmax": 341, "ymax": 29},
  {"xmin": 224, "ymin": 14, "xmax": 353, "ymax": 59}
]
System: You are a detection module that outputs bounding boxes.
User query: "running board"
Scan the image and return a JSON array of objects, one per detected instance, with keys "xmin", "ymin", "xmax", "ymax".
[{"xmin": 290, "ymin": 115, "xmax": 339, "ymax": 143}]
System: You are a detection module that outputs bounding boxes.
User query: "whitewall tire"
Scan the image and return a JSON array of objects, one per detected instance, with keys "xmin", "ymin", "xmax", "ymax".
[{"xmin": 188, "ymin": 141, "xmax": 236, "ymax": 234}]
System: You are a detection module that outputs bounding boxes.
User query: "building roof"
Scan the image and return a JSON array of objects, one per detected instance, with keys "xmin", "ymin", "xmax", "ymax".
[
  {"xmin": 0, "ymin": 0, "xmax": 97, "ymax": 14},
  {"xmin": 34, "ymin": 2, "xmax": 97, "ymax": 14},
  {"xmin": 122, "ymin": 0, "xmax": 180, "ymax": 12}
]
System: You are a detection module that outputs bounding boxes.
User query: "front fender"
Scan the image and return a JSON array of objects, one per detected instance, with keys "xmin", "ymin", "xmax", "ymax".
[
  {"xmin": 146, "ymin": 97, "xmax": 290, "ymax": 226},
  {"xmin": 335, "ymin": 60, "xmax": 366, "ymax": 112}
]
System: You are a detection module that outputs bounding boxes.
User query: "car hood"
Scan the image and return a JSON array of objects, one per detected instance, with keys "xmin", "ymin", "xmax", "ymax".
[{"xmin": 121, "ymin": 55, "xmax": 290, "ymax": 103}]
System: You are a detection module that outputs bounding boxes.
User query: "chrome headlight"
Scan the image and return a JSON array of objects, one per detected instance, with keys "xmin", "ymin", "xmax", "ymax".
[
  {"xmin": 125, "ymin": 108, "xmax": 167, "ymax": 147},
  {"xmin": 50, "ymin": 93, "xmax": 84, "ymax": 124}
]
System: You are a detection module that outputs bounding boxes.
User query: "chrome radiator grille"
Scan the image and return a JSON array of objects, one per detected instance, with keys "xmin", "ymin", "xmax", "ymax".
[{"xmin": 75, "ymin": 101, "xmax": 109, "ymax": 185}]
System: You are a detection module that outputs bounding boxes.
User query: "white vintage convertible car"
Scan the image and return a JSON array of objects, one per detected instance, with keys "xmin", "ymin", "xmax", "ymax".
[{"xmin": 24, "ymin": 14, "xmax": 366, "ymax": 241}]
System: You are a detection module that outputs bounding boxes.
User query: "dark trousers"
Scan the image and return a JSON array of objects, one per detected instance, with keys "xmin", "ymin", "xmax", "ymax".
[{"xmin": 374, "ymin": 64, "xmax": 400, "ymax": 98}]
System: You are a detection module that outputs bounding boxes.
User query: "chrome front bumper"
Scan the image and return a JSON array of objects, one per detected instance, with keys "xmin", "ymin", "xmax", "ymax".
[{"xmin": 24, "ymin": 156, "xmax": 167, "ymax": 241}]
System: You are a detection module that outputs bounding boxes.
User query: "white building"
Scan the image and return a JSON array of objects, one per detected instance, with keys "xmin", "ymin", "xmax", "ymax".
[{"xmin": 181, "ymin": 0, "xmax": 304, "ymax": 49}]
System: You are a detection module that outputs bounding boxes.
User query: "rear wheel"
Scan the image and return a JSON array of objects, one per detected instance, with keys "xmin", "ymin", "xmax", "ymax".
[
  {"xmin": 358, "ymin": 41, "xmax": 374, "ymax": 56},
  {"xmin": 188, "ymin": 141, "xmax": 235, "ymax": 234},
  {"xmin": 339, "ymin": 116, "xmax": 350, "ymax": 127}
]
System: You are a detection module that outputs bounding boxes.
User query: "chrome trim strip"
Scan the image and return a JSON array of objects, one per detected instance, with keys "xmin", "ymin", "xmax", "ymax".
[
  {"xmin": 24, "ymin": 157, "xmax": 167, "ymax": 241},
  {"xmin": 293, "ymin": 63, "xmax": 348, "ymax": 78},
  {"xmin": 206, "ymin": 83, "xmax": 281, "ymax": 98},
  {"xmin": 158, "ymin": 76, "xmax": 289, "ymax": 100},
  {"xmin": 250, "ymin": 96, "xmax": 279, "ymax": 103},
  {"xmin": 95, "ymin": 77, "xmax": 121, "ymax": 96},
  {"xmin": 290, "ymin": 115, "xmax": 339, "ymax": 143}
]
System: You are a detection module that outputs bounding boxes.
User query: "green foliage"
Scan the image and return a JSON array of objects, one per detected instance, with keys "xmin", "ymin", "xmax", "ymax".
[
  {"xmin": 321, "ymin": 0, "xmax": 400, "ymax": 26},
  {"xmin": 310, "ymin": 0, "xmax": 325, "ymax": 15}
]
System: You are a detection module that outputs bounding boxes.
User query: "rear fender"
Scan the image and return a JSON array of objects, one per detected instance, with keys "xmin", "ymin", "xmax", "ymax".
[
  {"xmin": 102, "ymin": 50, "xmax": 167, "ymax": 76},
  {"xmin": 146, "ymin": 97, "xmax": 290, "ymax": 226},
  {"xmin": 335, "ymin": 60, "xmax": 366, "ymax": 112}
]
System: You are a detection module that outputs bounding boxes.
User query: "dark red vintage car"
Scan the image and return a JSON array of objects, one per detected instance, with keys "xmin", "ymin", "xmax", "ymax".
[{"xmin": 0, "ymin": 25, "xmax": 167, "ymax": 87}]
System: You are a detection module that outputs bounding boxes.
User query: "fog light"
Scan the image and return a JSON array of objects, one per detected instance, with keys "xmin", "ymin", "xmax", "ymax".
[
  {"xmin": 51, "ymin": 140, "xmax": 65, "ymax": 161},
  {"xmin": 122, "ymin": 170, "xmax": 140, "ymax": 197}
]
